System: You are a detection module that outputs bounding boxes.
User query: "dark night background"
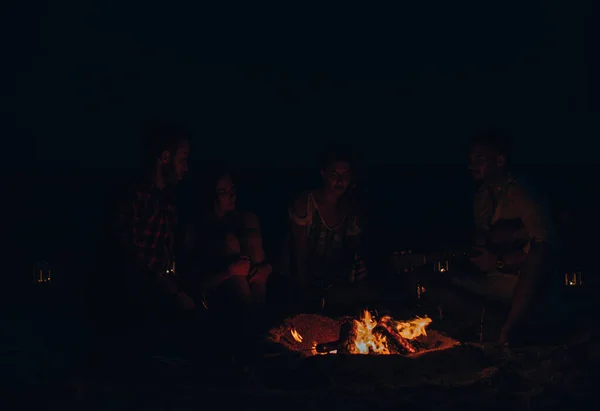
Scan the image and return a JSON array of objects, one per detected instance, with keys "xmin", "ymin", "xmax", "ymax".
[
  {"xmin": 2, "ymin": 1, "xmax": 597, "ymax": 317},
  {"xmin": 0, "ymin": 0, "xmax": 598, "ymax": 399}
]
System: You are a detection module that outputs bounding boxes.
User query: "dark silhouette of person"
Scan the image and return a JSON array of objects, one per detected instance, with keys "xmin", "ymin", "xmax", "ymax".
[
  {"xmin": 439, "ymin": 129, "xmax": 559, "ymax": 345},
  {"xmin": 115, "ymin": 123, "xmax": 194, "ymax": 322},
  {"xmin": 181, "ymin": 168, "xmax": 272, "ymax": 325},
  {"xmin": 285, "ymin": 144, "xmax": 377, "ymax": 313},
  {"xmin": 89, "ymin": 123, "xmax": 193, "ymax": 338}
]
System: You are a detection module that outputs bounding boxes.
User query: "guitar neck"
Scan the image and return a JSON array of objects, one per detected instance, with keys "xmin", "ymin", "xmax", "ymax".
[
  {"xmin": 392, "ymin": 243, "xmax": 526, "ymax": 274},
  {"xmin": 393, "ymin": 247, "xmax": 472, "ymax": 268},
  {"xmin": 416, "ymin": 239, "xmax": 527, "ymax": 264},
  {"xmin": 421, "ymin": 248, "xmax": 473, "ymax": 264}
]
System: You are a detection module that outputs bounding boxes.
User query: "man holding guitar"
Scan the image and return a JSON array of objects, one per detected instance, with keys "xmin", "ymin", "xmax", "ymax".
[{"xmin": 459, "ymin": 129, "xmax": 558, "ymax": 345}]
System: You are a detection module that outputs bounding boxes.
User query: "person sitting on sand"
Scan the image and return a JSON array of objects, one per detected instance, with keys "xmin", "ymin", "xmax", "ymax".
[
  {"xmin": 285, "ymin": 144, "xmax": 374, "ymax": 312},
  {"xmin": 435, "ymin": 129, "xmax": 560, "ymax": 345},
  {"xmin": 183, "ymin": 169, "xmax": 272, "ymax": 320}
]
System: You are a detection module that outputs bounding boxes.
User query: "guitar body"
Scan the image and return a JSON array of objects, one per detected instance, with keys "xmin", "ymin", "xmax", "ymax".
[
  {"xmin": 391, "ymin": 218, "xmax": 530, "ymax": 275},
  {"xmin": 484, "ymin": 218, "xmax": 529, "ymax": 274}
]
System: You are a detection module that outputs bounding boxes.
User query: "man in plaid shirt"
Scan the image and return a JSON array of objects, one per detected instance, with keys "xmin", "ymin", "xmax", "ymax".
[{"xmin": 115, "ymin": 123, "xmax": 194, "ymax": 318}]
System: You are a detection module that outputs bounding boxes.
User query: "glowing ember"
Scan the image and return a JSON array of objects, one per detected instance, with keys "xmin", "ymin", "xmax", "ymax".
[{"xmin": 290, "ymin": 328, "xmax": 303, "ymax": 343}]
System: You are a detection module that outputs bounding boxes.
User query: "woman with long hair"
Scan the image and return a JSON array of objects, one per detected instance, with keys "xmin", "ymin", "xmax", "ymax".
[{"xmin": 184, "ymin": 168, "xmax": 272, "ymax": 316}]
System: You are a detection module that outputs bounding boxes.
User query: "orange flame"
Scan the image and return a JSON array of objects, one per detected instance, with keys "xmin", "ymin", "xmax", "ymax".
[
  {"xmin": 290, "ymin": 328, "xmax": 303, "ymax": 343},
  {"xmin": 283, "ymin": 311, "xmax": 432, "ymax": 356},
  {"xmin": 351, "ymin": 310, "xmax": 390, "ymax": 354},
  {"xmin": 393, "ymin": 316, "xmax": 432, "ymax": 339},
  {"xmin": 350, "ymin": 310, "xmax": 432, "ymax": 355}
]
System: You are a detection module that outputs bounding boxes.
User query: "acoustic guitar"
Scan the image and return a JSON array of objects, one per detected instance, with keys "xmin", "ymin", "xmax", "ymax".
[{"xmin": 390, "ymin": 220, "xmax": 530, "ymax": 275}]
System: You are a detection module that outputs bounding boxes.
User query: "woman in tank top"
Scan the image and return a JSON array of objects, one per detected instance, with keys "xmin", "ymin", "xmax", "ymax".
[{"xmin": 287, "ymin": 145, "xmax": 367, "ymax": 302}]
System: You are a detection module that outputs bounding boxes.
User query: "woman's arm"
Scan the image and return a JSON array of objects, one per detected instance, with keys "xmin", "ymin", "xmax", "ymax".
[{"xmin": 244, "ymin": 212, "xmax": 273, "ymax": 278}]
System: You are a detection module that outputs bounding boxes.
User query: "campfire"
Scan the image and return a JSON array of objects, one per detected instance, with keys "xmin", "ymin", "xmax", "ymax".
[{"xmin": 269, "ymin": 310, "xmax": 459, "ymax": 357}]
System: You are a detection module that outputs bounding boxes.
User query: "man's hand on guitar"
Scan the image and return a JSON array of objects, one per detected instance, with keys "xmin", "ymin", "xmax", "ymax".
[{"xmin": 470, "ymin": 247, "xmax": 497, "ymax": 273}]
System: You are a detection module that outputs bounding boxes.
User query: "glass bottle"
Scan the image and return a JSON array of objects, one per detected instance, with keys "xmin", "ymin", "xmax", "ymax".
[
  {"xmin": 349, "ymin": 252, "xmax": 360, "ymax": 284},
  {"xmin": 33, "ymin": 261, "xmax": 51, "ymax": 284}
]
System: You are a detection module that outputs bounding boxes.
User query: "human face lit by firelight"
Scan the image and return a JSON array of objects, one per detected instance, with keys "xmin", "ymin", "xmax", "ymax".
[
  {"xmin": 215, "ymin": 174, "xmax": 236, "ymax": 214},
  {"xmin": 468, "ymin": 143, "xmax": 505, "ymax": 183},
  {"xmin": 321, "ymin": 160, "xmax": 351, "ymax": 196}
]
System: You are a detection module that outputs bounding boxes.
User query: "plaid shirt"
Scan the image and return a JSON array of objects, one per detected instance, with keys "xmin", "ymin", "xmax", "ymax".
[{"xmin": 116, "ymin": 181, "xmax": 177, "ymax": 277}]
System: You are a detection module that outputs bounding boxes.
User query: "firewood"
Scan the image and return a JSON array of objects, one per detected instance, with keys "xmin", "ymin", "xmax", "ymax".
[
  {"xmin": 376, "ymin": 318, "xmax": 416, "ymax": 354},
  {"xmin": 315, "ymin": 320, "xmax": 356, "ymax": 354},
  {"xmin": 315, "ymin": 340, "xmax": 340, "ymax": 354},
  {"xmin": 338, "ymin": 320, "xmax": 358, "ymax": 354},
  {"xmin": 410, "ymin": 339, "xmax": 426, "ymax": 351}
]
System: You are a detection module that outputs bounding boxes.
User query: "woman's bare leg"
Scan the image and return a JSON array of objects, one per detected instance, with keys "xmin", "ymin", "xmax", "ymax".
[{"xmin": 214, "ymin": 233, "xmax": 254, "ymax": 310}]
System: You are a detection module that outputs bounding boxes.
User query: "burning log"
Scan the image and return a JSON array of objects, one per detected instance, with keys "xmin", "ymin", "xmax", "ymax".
[
  {"xmin": 409, "ymin": 338, "xmax": 426, "ymax": 351},
  {"xmin": 314, "ymin": 320, "xmax": 355, "ymax": 354},
  {"xmin": 376, "ymin": 317, "xmax": 416, "ymax": 354},
  {"xmin": 322, "ymin": 312, "xmax": 431, "ymax": 355},
  {"xmin": 314, "ymin": 340, "xmax": 340, "ymax": 354},
  {"xmin": 338, "ymin": 320, "xmax": 356, "ymax": 354},
  {"xmin": 270, "ymin": 311, "xmax": 436, "ymax": 357}
]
